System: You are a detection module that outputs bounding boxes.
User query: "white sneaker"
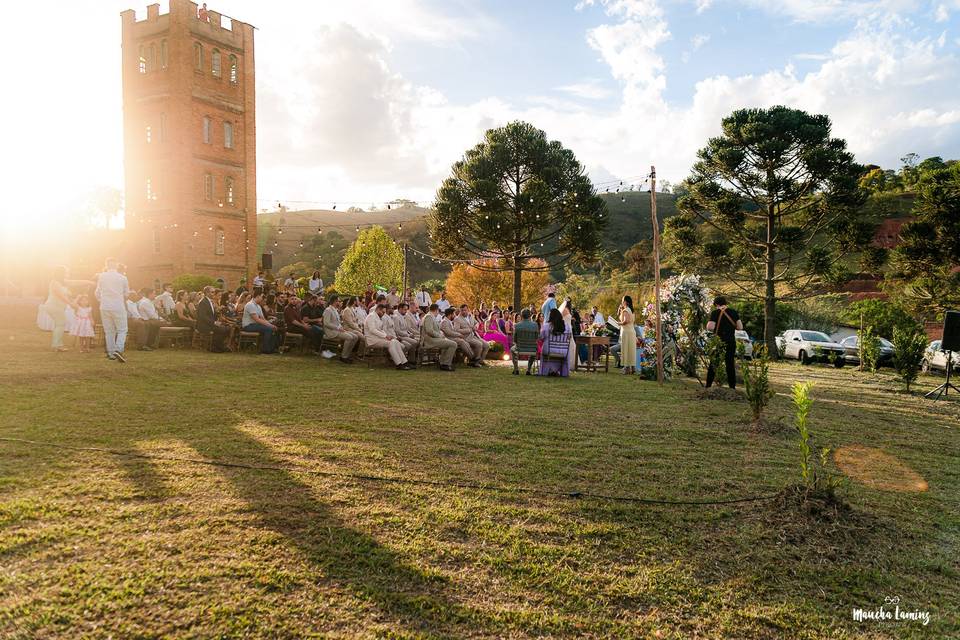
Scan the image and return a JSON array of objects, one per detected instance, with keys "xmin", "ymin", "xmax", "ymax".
[{"xmin": 321, "ymin": 350, "xmax": 335, "ymax": 359}]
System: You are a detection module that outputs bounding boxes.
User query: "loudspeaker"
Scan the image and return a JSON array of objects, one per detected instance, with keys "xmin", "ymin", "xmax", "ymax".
[
  {"xmin": 261, "ymin": 253, "xmax": 273, "ymax": 271},
  {"xmin": 942, "ymin": 310, "xmax": 960, "ymax": 352}
]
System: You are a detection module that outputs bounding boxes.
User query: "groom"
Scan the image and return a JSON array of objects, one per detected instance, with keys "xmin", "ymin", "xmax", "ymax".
[{"xmin": 95, "ymin": 257, "xmax": 130, "ymax": 362}]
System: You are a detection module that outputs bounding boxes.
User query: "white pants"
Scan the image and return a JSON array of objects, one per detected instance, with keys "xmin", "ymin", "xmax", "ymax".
[
  {"xmin": 367, "ymin": 337, "xmax": 407, "ymax": 365},
  {"xmin": 101, "ymin": 308, "xmax": 128, "ymax": 354}
]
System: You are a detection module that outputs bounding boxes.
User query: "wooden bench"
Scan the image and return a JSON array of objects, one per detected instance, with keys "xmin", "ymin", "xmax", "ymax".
[
  {"xmin": 158, "ymin": 326, "xmax": 191, "ymax": 349},
  {"xmin": 238, "ymin": 331, "xmax": 261, "ymax": 353},
  {"xmin": 362, "ymin": 344, "xmax": 391, "ymax": 368},
  {"xmin": 281, "ymin": 332, "xmax": 306, "ymax": 354}
]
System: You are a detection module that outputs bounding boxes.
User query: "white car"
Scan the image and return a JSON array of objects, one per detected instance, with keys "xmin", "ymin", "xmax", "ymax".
[
  {"xmin": 922, "ymin": 340, "xmax": 958, "ymax": 374},
  {"xmin": 735, "ymin": 330, "xmax": 753, "ymax": 359},
  {"xmin": 778, "ymin": 330, "xmax": 846, "ymax": 367}
]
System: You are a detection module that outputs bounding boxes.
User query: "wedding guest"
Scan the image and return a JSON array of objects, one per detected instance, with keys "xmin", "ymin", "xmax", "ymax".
[
  {"xmin": 363, "ymin": 303, "xmax": 413, "ymax": 370},
  {"xmin": 308, "ymin": 271, "xmax": 324, "ymax": 295},
  {"xmin": 386, "ymin": 287, "xmax": 400, "ymax": 308},
  {"xmin": 618, "ymin": 295, "xmax": 637, "ymax": 375},
  {"xmin": 95, "ymin": 257, "xmax": 130, "ymax": 361},
  {"xmin": 323, "ymin": 295, "xmax": 359, "ymax": 363},
  {"xmin": 510, "ymin": 309, "xmax": 539, "ymax": 375},
  {"xmin": 364, "ymin": 282, "xmax": 375, "ymax": 307},
  {"xmin": 441, "ymin": 308, "xmax": 476, "ymax": 366},
  {"xmin": 539, "ymin": 308, "xmax": 571, "ymax": 377},
  {"xmin": 591, "ymin": 306, "xmax": 605, "ymax": 327},
  {"xmin": 480, "ymin": 310, "xmax": 511, "ymax": 352},
  {"xmin": 285, "ymin": 295, "xmax": 322, "ymax": 351},
  {"xmin": 540, "ymin": 291, "xmax": 557, "ymax": 320},
  {"xmin": 197, "ymin": 286, "xmax": 230, "ymax": 352},
  {"xmin": 155, "ymin": 283, "xmax": 175, "ymax": 319},
  {"xmin": 72, "ymin": 294, "xmax": 95, "ymax": 353},
  {"xmin": 415, "ymin": 286, "xmax": 431, "ymax": 312},
  {"xmin": 137, "ymin": 288, "xmax": 165, "ymax": 348},
  {"xmin": 706, "ymin": 295, "xmax": 743, "ymax": 389},
  {"xmin": 436, "ymin": 291, "xmax": 451, "ymax": 313},
  {"xmin": 173, "ymin": 291, "xmax": 195, "ymax": 329},
  {"xmin": 42, "ymin": 266, "xmax": 78, "ymax": 352},
  {"xmin": 392, "ymin": 303, "xmax": 419, "ymax": 353},
  {"xmin": 456, "ymin": 304, "xmax": 489, "ymax": 365},
  {"xmin": 422, "ymin": 304, "xmax": 457, "ymax": 371},
  {"xmin": 242, "ymin": 292, "xmax": 278, "ymax": 354}
]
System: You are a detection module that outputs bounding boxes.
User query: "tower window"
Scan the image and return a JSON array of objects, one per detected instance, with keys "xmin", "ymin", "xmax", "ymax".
[
  {"xmin": 160, "ymin": 40, "xmax": 168, "ymax": 69},
  {"xmin": 215, "ymin": 228, "xmax": 225, "ymax": 255},
  {"xmin": 212, "ymin": 49, "xmax": 222, "ymax": 77},
  {"xmin": 229, "ymin": 55, "xmax": 238, "ymax": 84},
  {"xmin": 138, "ymin": 45, "xmax": 146, "ymax": 74},
  {"xmin": 202, "ymin": 116, "xmax": 211, "ymax": 144},
  {"xmin": 194, "ymin": 43, "xmax": 204, "ymax": 71},
  {"xmin": 204, "ymin": 173, "xmax": 214, "ymax": 201},
  {"xmin": 145, "ymin": 125, "xmax": 152, "ymax": 144},
  {"xmin": 225, "ymin": 177, "xmax": 235, "ymax": 206},
  {"xmin": 223, "ymin": 121, "xmax": 233, "ymax": 149},
  {"xmin": 148, "ymin": 43, "xmax": 156, "ymax": 72}
]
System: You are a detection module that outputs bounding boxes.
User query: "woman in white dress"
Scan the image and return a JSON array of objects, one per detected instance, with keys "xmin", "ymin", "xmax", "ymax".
[
  {"xmin": 558, "ymin": 299, "xmax": 577, "ymax": 370},
  {"xmin": 41, "ymin": 266, "xmax": 78, "ymax": 352}
]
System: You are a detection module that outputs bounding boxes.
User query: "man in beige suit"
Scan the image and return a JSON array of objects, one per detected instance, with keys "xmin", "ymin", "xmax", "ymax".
[
  {"xmin": 392, "ymin": 303, "xmax": 419, "ymax": 354},
  {"xmin": 456, "ymin": 304, "xmax": 489, "ymax": 365},
  {"xmin": 364, "ymin": 304, "xmax": 413, "ymax": 369},
  {"xmin": 421, "ymin": 303, "xmax": 456, "ymax": 371},
  {"xmin": 440, "ymin": 307, "xmax": 477, "ymax": 366},
  {"xmin": 382, "ymin": 306, "xmax": 414, "ymax": 358},
  {"xmin": 322, "ymin": 295, "xmax": 358, "ymax": 364},
  {"xmin": 340, "ymin": 296, "xmax": 366, "ymax": 350}
]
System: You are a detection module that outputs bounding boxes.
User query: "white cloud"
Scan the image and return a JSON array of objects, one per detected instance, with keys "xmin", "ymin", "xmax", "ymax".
[
  {"xmin": 557, "ymin": 79, "xmax": 615, "ymax": 100},
  {"xmin": 741, "ymin": 0, "xmax": 922, "ymax": 23},
  {"xmin": 695, "ymin": 0, "xmax": 714, "ymax": 13}
]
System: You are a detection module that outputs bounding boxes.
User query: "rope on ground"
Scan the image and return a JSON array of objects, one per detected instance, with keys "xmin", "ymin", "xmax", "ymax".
[{"xmin": 0, "ymin": 437, "xmax": 781, "ymax": 506}]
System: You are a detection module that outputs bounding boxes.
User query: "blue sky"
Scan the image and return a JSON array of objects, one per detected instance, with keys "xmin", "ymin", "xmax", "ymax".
[{"xmin": 3, "ymin": 0, "xmax": 959, "ymax": 222}]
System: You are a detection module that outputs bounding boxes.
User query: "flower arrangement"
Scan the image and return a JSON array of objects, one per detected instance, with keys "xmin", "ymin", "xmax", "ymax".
[{"xmin": 641, "ymin": 273, "xmax": 712, "ymax": 377}]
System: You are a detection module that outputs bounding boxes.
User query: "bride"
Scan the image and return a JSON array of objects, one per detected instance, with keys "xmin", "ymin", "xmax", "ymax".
[{"xmin": 557, "ymin": 298, "xmax": 578, "ymax": 370}]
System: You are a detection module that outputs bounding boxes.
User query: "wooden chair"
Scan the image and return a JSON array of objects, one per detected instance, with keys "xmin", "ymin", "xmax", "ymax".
[
  {"xmin": 238, "ymin": 331, "xmax": 261, "ymax": 353},
  {"xmin": 158, "ymin": 326, "xmax": 191, "ymax": 349},
  {"xmin": 514, "ymin": 325, "xmax": 540, "ymax": 374},
  {"xmin": 417, "ymin": 325, "xmax": 441, "ymax": 367},
  {"xmin": 192, "ymin": 331, "xmax": 213, "ymax": 351},
  {"xmin": 320, "ymin": 336, "xmax": 343, "ymax": 358},
  {"xmin": 282, "ymin": 332, "xmax": 305, "ymax": 354}
]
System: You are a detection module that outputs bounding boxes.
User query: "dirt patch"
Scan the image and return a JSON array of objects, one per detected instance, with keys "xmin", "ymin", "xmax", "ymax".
[
  {"xmin": 834, "ymin": 445, "xmax": 929, "ymax": 493},
  {"xmin": 747, "ymin": 416, "xmax": 788, "ymax": 434},
  {"xmin": 695, "ymin": 387, "xmax": 743, "ymax": 402}
]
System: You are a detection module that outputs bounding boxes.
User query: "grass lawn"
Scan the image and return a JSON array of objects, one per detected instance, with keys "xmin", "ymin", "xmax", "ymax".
[{"xmin": 1, "ymin": 302, "xmax": 958, "ymax": 638}]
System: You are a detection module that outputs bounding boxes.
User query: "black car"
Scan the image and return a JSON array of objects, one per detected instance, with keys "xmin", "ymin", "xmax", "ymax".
[{"xmin": 839, "ymin": 335, "xmax": 895, "ymax": 366}]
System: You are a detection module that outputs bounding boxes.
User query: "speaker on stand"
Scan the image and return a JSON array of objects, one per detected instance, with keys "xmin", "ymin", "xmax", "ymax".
[
  {"xmin": 925, "ymin": 310, "xmax": 960, "ymax": 401},
  {"xmin": 261, "ymin": 253, "xmax": 273, "ymax": 271}
]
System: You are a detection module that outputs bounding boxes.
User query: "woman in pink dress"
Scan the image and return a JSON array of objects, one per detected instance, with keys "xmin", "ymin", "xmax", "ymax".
[{"xmin": 480, "ymin": 310, "xmax": 511, "ymax": 352}]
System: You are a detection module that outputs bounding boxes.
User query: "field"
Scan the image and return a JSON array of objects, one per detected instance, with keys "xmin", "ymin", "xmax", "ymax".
[{"xmin": 1, "ymin": 302, "xmax": 958, "ymax": 639}]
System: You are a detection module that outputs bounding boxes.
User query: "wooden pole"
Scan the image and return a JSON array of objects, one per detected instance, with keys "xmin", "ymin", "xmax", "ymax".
[
  {"xmin": 402, "ymin": 243, "xmax": 408, "ymax": 299},
  {"xmin": 650, "ymin": 166, "xmax": 664, "ymax": 385}
]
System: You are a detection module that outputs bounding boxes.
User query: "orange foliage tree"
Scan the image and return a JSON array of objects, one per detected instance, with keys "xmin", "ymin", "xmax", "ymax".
[{"xmin": 444, "ymin": 258, "xmax": 549, "ymax": 308}]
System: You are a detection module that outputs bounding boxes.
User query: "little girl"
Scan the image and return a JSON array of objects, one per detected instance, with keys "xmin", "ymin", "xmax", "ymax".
[{"xmin": 72, "ymin": 294, "xmax": 96, "ymax": 353}]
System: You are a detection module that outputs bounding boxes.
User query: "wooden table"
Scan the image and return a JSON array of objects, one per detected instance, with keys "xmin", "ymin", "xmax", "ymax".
[{"xmin": 574, "ymin": 335, "xmax": 611, "ymax": 372}]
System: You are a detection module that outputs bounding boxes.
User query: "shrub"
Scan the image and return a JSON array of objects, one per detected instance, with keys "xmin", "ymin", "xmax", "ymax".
[
  {"xmin": 705, "ymin": 336, "xmax": 728, "ymax": 386},
  {"xmin": 171, "ymin": 274, "xmax": 218, "ymax": 292},
  {"xmin": 892, "ymin": 327, "xmax": 927, "ymax": 392},
  {"xmin": 742, "ymin": 347, "xmax": 774, "ymax": 424},
  {"xmin": 858, "ymin": 326, "xmax": 882, "ymax": 372},
  {"xmin": 792, "ymin": 382, "xmax": 843, "ymax": 498}
]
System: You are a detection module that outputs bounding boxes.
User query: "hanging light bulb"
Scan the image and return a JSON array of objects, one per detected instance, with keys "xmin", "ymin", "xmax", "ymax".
[
  {"xmin": 208, "ymin": 226, "xmax": 213, "ymax": 231},
  {"xmin": 398, "ymin": 223, "xmax": 403, "ymax": 230},
  {"xmin": 317, "ymin": 227, "xmax": 322, "ymax": 234},
  {"xmin": 278, "ymin": 228, "xmax": 283, "ymax": 235},
  {"xmin": 330, "ymin": 243, "xmax": 334, "ymax": 248},
  {"xmin": 274, "ymin": 241, "xmax": 278, "ymax": 247},
  {"xmin": 621, "ymin": 196, "xmax": 626, "ymax": 202},
  {"xmin": 332, "ymin": 203, "xmax": 337, "ymax": 210},
  {"xmin": 299, "ymin": 242, "xmax": 304, "ymax": 248},
  {"xmin": 355, "ymin": 225, "xmax": 359, "ymax": 232}
]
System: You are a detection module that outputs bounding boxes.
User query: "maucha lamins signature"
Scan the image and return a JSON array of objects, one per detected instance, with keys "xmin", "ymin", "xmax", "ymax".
[{"xmin": 852, "ymin": 596, "xmax": 931, "ymax": 626}]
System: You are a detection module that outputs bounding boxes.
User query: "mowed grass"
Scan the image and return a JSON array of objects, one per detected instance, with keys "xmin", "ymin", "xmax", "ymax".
[{"xmin": 1, "ymin": 302, "xmax": 958, "ymax": 639}]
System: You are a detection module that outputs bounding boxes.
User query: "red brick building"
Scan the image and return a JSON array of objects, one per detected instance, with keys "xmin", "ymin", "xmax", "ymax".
[{"xmin": 121, "ymin": 1, "xmax": 257, "ymax": 289}]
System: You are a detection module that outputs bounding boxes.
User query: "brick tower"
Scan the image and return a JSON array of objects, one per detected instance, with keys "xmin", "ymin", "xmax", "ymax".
[{"xmin": 121, "ymin": 1, "xmax": 257, "ymax": 289}]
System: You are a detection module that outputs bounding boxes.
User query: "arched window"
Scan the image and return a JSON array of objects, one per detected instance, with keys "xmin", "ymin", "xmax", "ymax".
[
  {"xmin": 194, "ymin": 42, "xmax": 204, "ymax": 71},
  {"xmin": 211, "ymin": 49, "xmax": 221, "ymax": 77},
  {"xmin": 229, "ymin": 55, "xmax": 238, "ymax": 84},
  {"xmin": 138, "ymin": 45, "xmax": 146, "ymax": 74},
  {"xmin": 203, "ymin": 173, "xmax": 213, "ymax": 201},
  {"xmin": 202, "ymin": 116, "xmax": 211, "ymax": 144},
  {"xmin": 225, "ymin": 177, "xmax": 235, "ymax": 206},
  {"xmin": 223, "ymin": 121, "xmax": 233, "ymax": 149},
  {"xmin": 215, "ymin": 228, "xmax": 225, "ymax": 255},
  {"xmin": 160, "ymin": 40, "xmax": 168, "ymax": 69},
  {"xmin": 148, "ymin": 43, "xmax": 156, "ymax": 72}
]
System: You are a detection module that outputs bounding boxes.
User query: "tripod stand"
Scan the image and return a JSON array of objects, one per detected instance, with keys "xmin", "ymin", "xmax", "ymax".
[{"xmin": 925, "ymin": 350, "xmax": 958, "ymax": 400}]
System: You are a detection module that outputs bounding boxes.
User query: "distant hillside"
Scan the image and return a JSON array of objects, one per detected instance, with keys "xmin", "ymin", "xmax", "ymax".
[{"xmin": 598, "ymin": 190, "xmax": 678, "ymax": 253}]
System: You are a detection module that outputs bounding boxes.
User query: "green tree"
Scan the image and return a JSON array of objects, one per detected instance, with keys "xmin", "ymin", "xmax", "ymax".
[
  {"xmin": 844, "ymin": 299, "xmax": 919, "ymax": 339},
  {"xmin": 171, "ymin": 273, "xmax": 218, "ymax": 292},
  {"xmin": 333, "ymin": 226, "xmax": 404, "ymax": 295},
  {"xmin": 892, "ymin": 163, "xmax": 960, "ymax": 315},
  {"xmin": 430, "ymin": 121, "xmax": 607, "ymax": 309},
  {"xmin": 664, "ymin": 106, "xmax": 869, "ymax": 356},
  {"xmin": 892, "ymin": 327, "xmax": 927, "ymax": 392}
]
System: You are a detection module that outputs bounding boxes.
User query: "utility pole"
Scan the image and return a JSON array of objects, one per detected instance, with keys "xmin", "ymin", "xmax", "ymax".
[
  {"xmin": 402, "ymin": 243, "xmax": 408, "ymax": 298},
  {"xmin": 650, "ymin": 166, "xmax": 664, "ymax": 385}
]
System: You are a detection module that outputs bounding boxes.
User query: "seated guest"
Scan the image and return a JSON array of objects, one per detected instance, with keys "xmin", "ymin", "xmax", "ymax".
[
  {"xmin": 392, "ymin": 303, "xmax": 419, "ymax": 353},
  {"xmin": 381, "ymin": 305, "xmax": 414, "ymax": 358},
  {"xmin": 323, "ymin": 295, "xmax": 359, "ymax": 363},
  {"xmin": 510, "ymin": 309, "xmax": 539, "ymax": 375},
  {"xmin": 386, "ymin": 287, "xmax": 400, "ymax": 308},
  {"xmin": 456, "ymin": 304, "xmax": 489, "ymax": 365},
  {"xmin": 235, "ymin": 291, "xmax": 251, "ymax": 317},
  {"xmin": 440, "ymin": 307, "xmax": 476, "ymax": 366},
  {"xmin": 480, "ymin": 310, "xmax": 511, "ymax": 352},
  {"xmin": 363, "ymin": 303, "xmax": 413, "ymax": 370},
  {"xmin": 242, "ymin": 292, "xmax": 278, "ymax": 354},
  {"xmin": 187, "ymin": 291, "xmax": 200, "ymax": 320},
  {"xmin": 136, "ymin": 288, "xmax": 164, "ymax": 348},
  {"xmin": 155, "ymin": 283, "xmax": 175, "ymax": 319},
  {"xmin": 421, "ymin": 304, "xmax": 457, "ymax": 371},
  {"xmin": 539, "ymin": 308, "xmax": 572, "ymax": 377},
  {"xmin": 341, "ymin": 296, "xmax": 365, "ymax": 347},
  {"xmin": 173, "ymin": 290, "xmax": 195, "ymax": 329},
  {"xmin": 196, "ymin": 285, "xmax": 230, "ymax": 352},
  {"xmin": 126, "ymin": 291, "xmax": 151, "ymax": 351},
  {"xmin": 285, "ymin": 294, "xmax": 322, "ymax": 351}
]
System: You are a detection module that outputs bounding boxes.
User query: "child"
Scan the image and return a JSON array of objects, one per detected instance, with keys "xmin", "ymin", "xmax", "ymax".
[{"xmin": 73, "ymin": 294, "xmax": 96, "ymax": 353}]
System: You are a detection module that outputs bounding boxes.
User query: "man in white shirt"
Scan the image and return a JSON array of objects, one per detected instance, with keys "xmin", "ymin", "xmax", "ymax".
[
  {"xmin": 95, "ymin": 257, "xmax": 130, "ymax": 361},
  {"xmin": 126, "ymin": 291, "xmax": 149, "ymax": 351},
  {"xmin": 135, "ymin": 289, "xmax": 164, "ymax": 349},
  {"xmin": 283, "ymin": 275, "xmax": 296, "ymax": 292},
  {"xmin": 242, "ymin": 292, "xmax": 278, "ymax": 354},
  {"xmin": 415, "ymin": 286, "xmax": 431, "ymax": 313},
  {"xmin": 252, "ymin": 271, "xmax": 266, "ymax": 289},
  {"xmin": 155, "ymin": 283, "xmax": 175, "ymax": 319},
  {"xmin": 363, "ymin": 303, "xmax": 412, "ymax": 369},
  {"xmin": 592, "ymin": 306, "xmax": 605, "ymax": 326},
  {"xmin": 436, "ymin": 292, "xmax": 451, "ymax": 313}
]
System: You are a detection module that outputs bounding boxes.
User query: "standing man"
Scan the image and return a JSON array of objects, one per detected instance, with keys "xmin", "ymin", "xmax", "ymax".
[
  {"xmin": 541, "ymin": 291, "xmax": 557, "ymax": 321},
  {"xmin": 436, "ymin": 291, "xmax": 451, "ymax": 314},
  {"xmin": 95, "ymin": 257, "xmax": 129, "ymax": 362},
  {"xmin": 196, "ymin": 286, "xmax": 230, "ymax": 352},
  {"xmin": 364, "ymin": 303, "xmax": 413, "ymax": 370},
  {"xmin": 242, "ymin": 292, "xmax": 278, "ymax": 354},
  {"xmin": 705, "ymin": 295, "xmax": 743, "ymax": 389},
  {"xmin": 415, "ymin": 286, "xmax": 432, "ymax": 313},
  {"xmin": 422, "ymin": 303, "xmax": 457, "ymax": 371},
  {"xmin": 591, "ymin": 306, "xmax": 605, "ymax": 327},
  {"xmin": 323, "ymin": 295, "xmax": 359, "ymax": 363}
]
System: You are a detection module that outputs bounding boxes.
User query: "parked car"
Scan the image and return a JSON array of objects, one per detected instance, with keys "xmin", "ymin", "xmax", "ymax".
[
  {"xmin": 839, "ymin": 335, "xmax": 895, "ymax": 366},
  {"xmin": 778, "ymin": 330, "xmax": 846, "ymax": 366},
  {"xmin": 734, "ymin": 330, "xmax": 753, "ymax": 359},
  {"xmin": 922, "ymin": 340, "xmax": 958, "ymax": 374}
]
